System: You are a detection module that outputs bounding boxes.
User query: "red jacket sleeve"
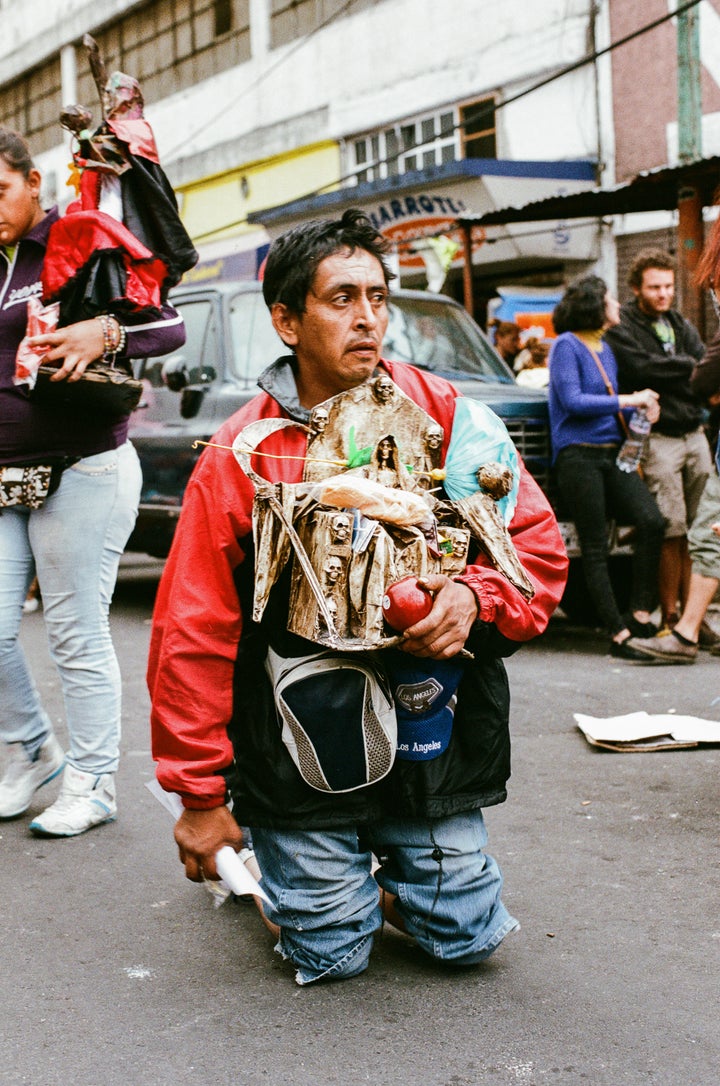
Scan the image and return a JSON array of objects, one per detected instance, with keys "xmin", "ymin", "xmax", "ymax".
[
  {"xmin": 147, "ymin": 392, "xmax": 300, "ymax": 808},
  {"xmin": 147, "ymin": 441, "xmax": 252, "ymax": 808},
  {"xmin": 456, "ymin": 460, "xmax": 568, "ymax": 641}
]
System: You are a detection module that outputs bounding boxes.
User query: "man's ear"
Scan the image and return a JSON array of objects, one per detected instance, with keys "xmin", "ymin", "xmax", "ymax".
[{"xmin": 270, "ymin": 303, "xmax": 300, "ymax": 348}]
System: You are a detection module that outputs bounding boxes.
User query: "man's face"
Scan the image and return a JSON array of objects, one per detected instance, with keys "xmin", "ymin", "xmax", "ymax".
[
  {"xmin": 634, "ymin": 268, "xmax": 675, "ymax": 316},
  {"xmin": 270, "ymin": 248, "xmax": 389, "ymax": 407}
]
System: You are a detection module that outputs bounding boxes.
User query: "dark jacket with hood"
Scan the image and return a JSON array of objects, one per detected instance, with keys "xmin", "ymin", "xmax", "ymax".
[{"xmin": 604, "ymin": 299, "xmax": 705, "ymax": 437}]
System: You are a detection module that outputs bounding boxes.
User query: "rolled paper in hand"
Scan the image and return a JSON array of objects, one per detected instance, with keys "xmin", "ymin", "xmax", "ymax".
[{"xmin": 216, "ymin": 845, "xmax": 271, "ymax": 904}]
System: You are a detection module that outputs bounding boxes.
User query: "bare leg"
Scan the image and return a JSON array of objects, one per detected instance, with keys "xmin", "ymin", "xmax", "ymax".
[
  {"xmin": 678, "ymin": 538, "xmax": 692, "ymax": 613},
  {"xmin": 379, "ymin": 886, "xmax": 407, "ymax": 932},
  {"xmin": 658, "ymin": 537, "xmax": 684, "ymax": 625},
  {"xmin": 244, "ymin": 851, "xmax": 280, "ymax": 938},
  {"xmin": 673, "ymin": 572, "xmax": 720, "ymax": 643}
]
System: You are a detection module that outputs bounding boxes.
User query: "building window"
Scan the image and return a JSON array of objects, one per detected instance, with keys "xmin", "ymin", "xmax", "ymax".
[
  {"xmin": 0, "ymin": 55, "xmax": 62, "ymax": 155},
  {"xmin": 214, "ymin": 0, "xmax": 233, "ymax": 36},
  {"xmin": 460, "ymin": 97, "xmax": 497, "ymax": 159},
  {"xmin": 349, "ymin": 108, "xmax": 458, "ymax": 184},
  {"xmin": 347, "ymin": 99, "xmax": 497, "ymax": 186},
  {"xmin": 270, "ymin": 0, "xmax": 375, "ymax": 48}
]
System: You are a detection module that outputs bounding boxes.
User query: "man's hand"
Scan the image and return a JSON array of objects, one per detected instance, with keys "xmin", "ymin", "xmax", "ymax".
[
  {"xmin": 174, "ymin": 806, "xmax": 245, "ymax": 883},
  {"xmin": 399, "ymin": 574, "xmax": 478, "ymax": 658}
]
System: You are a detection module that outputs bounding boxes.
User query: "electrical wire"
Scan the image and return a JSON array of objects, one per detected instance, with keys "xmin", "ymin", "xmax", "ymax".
[
  {"xmin": 170, "ymin": 0, "xmax": 702, "ymax": 191},
  {"xmin": 163, "ymin": 0, "xmax": 361, "ymax": 160},
  {"xmin": 323, "ymin": 0, "xmax": 704, "ymax": 192},
  {"xmin": 178, "ymin": 0, "xmax": 703, "ymax": 249}
]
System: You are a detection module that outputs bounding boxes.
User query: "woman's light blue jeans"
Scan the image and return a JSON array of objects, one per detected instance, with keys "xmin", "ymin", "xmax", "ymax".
[{"xmin": 0, "ymin": 443, "xmax": 142, "ymax": 774}]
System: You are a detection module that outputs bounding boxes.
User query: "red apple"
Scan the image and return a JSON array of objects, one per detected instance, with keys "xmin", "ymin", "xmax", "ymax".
[{"xmin": 382, "ymin": 576, "xmax": 434, "ymax": 631}]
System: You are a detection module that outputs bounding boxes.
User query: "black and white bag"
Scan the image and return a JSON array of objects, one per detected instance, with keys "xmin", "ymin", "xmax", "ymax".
[{"xmin": 265, "ymin": 647, "xmax": 397, "ymax": 793}]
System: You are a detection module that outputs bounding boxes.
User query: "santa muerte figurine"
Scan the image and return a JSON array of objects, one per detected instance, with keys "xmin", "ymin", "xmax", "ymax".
[{"xmin": 41, "ymin": 34, "xmax": 198, "ymax": 329}]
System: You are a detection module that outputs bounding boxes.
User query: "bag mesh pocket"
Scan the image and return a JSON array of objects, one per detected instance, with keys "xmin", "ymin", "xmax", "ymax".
[{"xmin": 267, "ymin": 649, "xmax": 397, "ymax": 793}]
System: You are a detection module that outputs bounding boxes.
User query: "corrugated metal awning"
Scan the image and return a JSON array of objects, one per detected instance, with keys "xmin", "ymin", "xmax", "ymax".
[{"xmin": 456, "ymin": 156, "xmax": 720, "ymax": 226}]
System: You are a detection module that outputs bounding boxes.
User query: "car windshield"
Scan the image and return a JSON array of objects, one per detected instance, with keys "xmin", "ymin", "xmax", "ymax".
[
  {"xmin": 228, "ymin": 290, "xmax": 286, "ymax": 386},
  {"xmin": 384, "ymin": 295, "xmax": 514, "ymax": 383}
]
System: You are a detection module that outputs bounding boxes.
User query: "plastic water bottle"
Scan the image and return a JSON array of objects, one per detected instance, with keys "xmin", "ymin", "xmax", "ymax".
[{"xmin": 616, "ymin": 407, "xmax": 651, "ymax": 472}]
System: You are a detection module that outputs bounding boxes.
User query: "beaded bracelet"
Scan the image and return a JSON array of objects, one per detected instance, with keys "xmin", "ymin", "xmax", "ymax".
[
  {"xmin": 115, "ymin": 321, "xmax": 128, "ymax": 355},
  {"xmin": 97, "ymin": 314, "xmax": 127, "ymax": 361}
]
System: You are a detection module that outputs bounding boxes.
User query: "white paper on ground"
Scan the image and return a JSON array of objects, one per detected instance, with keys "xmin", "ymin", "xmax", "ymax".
[
  {"xmin": 144, "ymin": 779, "xmax": 270, "ymax": 904},
  {"xmin": 574, "ymin": 711, "xmax": 720, "ymax": 744}
]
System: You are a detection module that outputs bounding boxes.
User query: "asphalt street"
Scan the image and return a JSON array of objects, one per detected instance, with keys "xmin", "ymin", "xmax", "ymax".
[{"xmin": 0, "ymin": 556, "xmax": 718, "ymax": 1086}]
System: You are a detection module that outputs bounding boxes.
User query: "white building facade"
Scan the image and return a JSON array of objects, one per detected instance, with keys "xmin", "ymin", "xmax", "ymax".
[{"xmin": 0, "ymin": 0, "xmax": 612, "ymax": 309}]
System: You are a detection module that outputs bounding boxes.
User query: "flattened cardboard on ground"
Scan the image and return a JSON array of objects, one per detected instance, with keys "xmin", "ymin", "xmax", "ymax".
[{"xmin": 574, "ymin": 711, "xmax": 720, "ymax": 752}]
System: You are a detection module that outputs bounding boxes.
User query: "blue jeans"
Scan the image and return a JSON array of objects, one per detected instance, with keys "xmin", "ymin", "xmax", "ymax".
[
  {"xmin": 251, "ymin": 810, "xmax": 518, "ymax": 986},
  {"xmin": 0, "ymin": 443, "xmax": 142, "ymax": 774}
]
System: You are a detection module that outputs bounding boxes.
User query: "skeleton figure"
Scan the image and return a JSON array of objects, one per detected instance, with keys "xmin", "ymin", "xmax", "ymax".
[
  {"xmin": 331, "ymin": 514, "xmax": 352, "ymax": 545},
  {"xmin": 323, "ymin": 554, "xmax": 343, "ymax": 589},
  {"xmin": 439, "ymin": 527, "xmax": 472, "ymax": 576},
  {"xmin": 372, "ymin": 374, "xmax": 395, "ymax": 405},
  {"xmin": 366, "ymin": 435, "xmax": 406, "ymax": 489},
  {"xmin": 414, "ymin": 423, "xmax": 445, "ymax": 489},
  {"xmin": 310, "ymin": 406, "xmax": 329, "ymax": 434},
  {"xmin": 426, "ymin": 424, "xmax": 444, "ymax": 452},
  {"xmin": 316, "ymin": 594, "xmax": 338, "ymax": 637}
]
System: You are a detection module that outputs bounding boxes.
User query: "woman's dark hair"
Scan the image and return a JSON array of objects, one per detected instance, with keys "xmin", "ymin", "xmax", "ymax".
[
  {"xmin": 552, "ymin": 274, "xmax": 608, "ymax": 333},
  {"xmin": 489, "ymin": 319, "xmax": 521, "ymax": 339},
  {"xmin": 0, "ymin": 126, "xmax": 35, "ymax": 177},
  {"xmin": 262, "ymin": 208, "xmax": 396, "ymax": 314}
]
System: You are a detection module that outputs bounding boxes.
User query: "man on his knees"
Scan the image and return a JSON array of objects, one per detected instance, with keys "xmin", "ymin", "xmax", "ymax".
[{"xmin": 148, "ymin": 210, "xmax": 567, "ymax": 984}]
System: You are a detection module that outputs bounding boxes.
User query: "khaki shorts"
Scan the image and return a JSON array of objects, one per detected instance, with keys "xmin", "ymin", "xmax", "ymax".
[
  {"xmin": 642, "ymin": 428, "xmax": 712, "ymax": 538},
  {"xmin": 688, "ymin": 472, "xmax": 720, "ymax": 579}
]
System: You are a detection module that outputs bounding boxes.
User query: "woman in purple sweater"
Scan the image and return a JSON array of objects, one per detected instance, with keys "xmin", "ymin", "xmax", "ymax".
[
  {"xmin": 548, "ymin": 275, "xmax": 664, "ymax": 658},
  {"xmin": 0, "ymin": 127, "xmax": 186, "ymax": 835}
]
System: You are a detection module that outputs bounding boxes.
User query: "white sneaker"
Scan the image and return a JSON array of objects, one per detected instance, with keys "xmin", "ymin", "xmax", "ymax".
[
  {"xmin": 0, "ymin": 736, "xmax": 65, "ymax": 819},
  {"xmin": 29, "ymin": 765, "xmax": 116, "ymax": 837}
]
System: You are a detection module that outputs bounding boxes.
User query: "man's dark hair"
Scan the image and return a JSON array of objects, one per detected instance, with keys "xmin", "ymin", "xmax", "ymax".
[
  {"xmin": 0, "ymin": 126, "xmax": 35, "ymax": 177},
  {"xmin": 552, "ymin": 274, "xmax": 608, "ymax": 333},
  {"xmin": 262, "ymin": 208, "xmax": 396, "ymax": 314},
  {"xmin": 628, "ymin": 248, "xmax": 675, "ymax": 290}
]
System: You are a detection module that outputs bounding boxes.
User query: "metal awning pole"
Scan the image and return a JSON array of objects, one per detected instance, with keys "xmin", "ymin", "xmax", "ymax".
[
  {"xmin": 461, "ymin": 223, "xmax": 474, "ymax": 319},
  {"xmin": 677, "ymin": 5, "xmax": 705, "ymax": 336}
]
